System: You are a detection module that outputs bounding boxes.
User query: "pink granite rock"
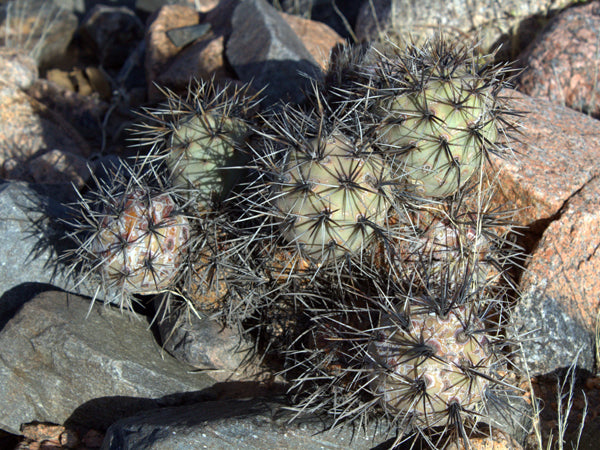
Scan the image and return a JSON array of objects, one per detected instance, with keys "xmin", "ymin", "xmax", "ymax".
[
  {"xmin": 493, "ymin": 89, "xmax": 600, "ymax": 374},
  {"xmin": 517, "ymin": 2, "xmax": 600, "ymax": 117},
  {"xmin": 281, "ymin": 12, "xmax": 345, "ymax": 71},
  {"xmin": 144, "ymin": 3, "xmax": 234, "ymax": 102},
  {"xmin": 491, "ymin": 89, "xmax": 600, "ymax": 227}
]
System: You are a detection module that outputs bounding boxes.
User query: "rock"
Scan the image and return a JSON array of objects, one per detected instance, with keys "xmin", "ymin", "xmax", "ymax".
[
  {"xmin": 145, "ymin": 0, "xmax": 340, "ymax": 103},
  {"xmin": 157, "ymin": 306, "xmax": 261, "ymax": 382},
  {"xmin": 80, "ymin": 4, "xmax": 144, "ymax": 69},
  {"xmin": 355, "ymin": 0, "xmax": 572, "ymax": 57},
  {"xmin": 101, "ymin": 399, "xmax": 388, "ymax": 449},
  {"xmin": 0, "ymin": 181, "xmax": 95, "ymax": 319},
  {"xmin": 144, "ymin": 4, "xmax": 232, "ymax": 102},
  {"xmin": 281, "ymin": 11, "xmax": 345, "ymax": 71},
  {"xmin": 447, "ymin": 431, "xmax": 523, "ymax": 450},
  {"xmin": 136, "ymin": 0, "xmax": 217, "ymax": 14},
  {"xmin": 270, "ymin": 0, "xmax": 362, "ymax": 40},
  {"xmin": 488, "ymin": 90, "xmax": 600, "ymax": 375},
  {"xmin": 0, "ymin": 47, "xmax": 38, "ymax": 90},
  {"xmin": 516, "ymin": 2, "xmax": 600, "ymax": 117},
  {"xmin": 492, "ymin": 89, "xmax": 600, "ymax": 227},
  {"xmin": 484, "ymin": 389, "xmax": 532, "ymax": 445},
  {"xmin": 509, "ymin": 176, "xmax": 600, "ymax": 375},
  {"xmin": 6, "ymin": 148, "xmax": 91, "ymax": 188},
  {"xmin": 0, "ymin": 0, "xmax": 78, "ymax": 68},
  {"xmin": 26, "ymin": 78, "xmax": 110, "ymax": 153},
  {"xmin": 0, "ymin": 81, "xmax": 92, "ymax": 184},
  {"xmin": 226, "ymin": 0, "xmax": 323, "ymax": 107},
  {"xmin": 0, "ymin": 291, "xmax": 216, "ymax": 435}
]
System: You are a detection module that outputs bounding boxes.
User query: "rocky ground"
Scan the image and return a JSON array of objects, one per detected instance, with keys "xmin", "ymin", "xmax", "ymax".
[{"xmin": 1, "ymin": 0, "xmax": 600, "ymax": 449}]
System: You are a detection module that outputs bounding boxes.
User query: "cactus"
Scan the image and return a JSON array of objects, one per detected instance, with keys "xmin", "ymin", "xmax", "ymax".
[
  {"xmin": 59, "ymin": 32, "xmax": 524, "ymax": 449},
  {"xmin": 134, "ymin": 79, "xmax": 260, "ymax": 210},
  {"xmin": 369, "ymin": 303, "xmax": 493, "ymax": 427},
  {"xmin": 63, "ymin": 164, "xmax": 190, "ymax": 306},
  {"xmin": 322, "ymin": 36, "xmax": 514, "ymax": 199},
  {"xmin": 374, "ymin": 38, "xmax": 512, "ymax": 198},
  {"xmin": 247, "ymin": 104, "xmax": 398, "ymax": 267}
]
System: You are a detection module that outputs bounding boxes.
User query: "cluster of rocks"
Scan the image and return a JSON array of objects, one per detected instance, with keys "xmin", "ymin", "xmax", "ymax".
[{"xmin": 1, "ymin": 0, "xmax": 600, "ymax": 449}]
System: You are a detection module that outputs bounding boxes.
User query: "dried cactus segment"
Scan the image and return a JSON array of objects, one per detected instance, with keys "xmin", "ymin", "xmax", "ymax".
[{"xmin": 62, "ymin": 163, "xmax": 190, "ymax": 308}]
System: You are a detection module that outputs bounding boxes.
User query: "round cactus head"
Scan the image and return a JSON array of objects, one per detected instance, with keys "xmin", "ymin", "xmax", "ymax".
[
  {"xmin": 134, "ymin": 79, "xmax": 261, "ymax": 210},
  {"xmin": 250, "ymin": 105, "xmax": 397, "ymax": 266},
  {"xmin": 276, "ymin": 130, "xmax": 393, "ymax": 260},
  {"xmin": 169, "ymin": 109, "xmax": 249, "ymax": 204},
  {"xmin": 370, "ymin": 36, "xmax": 512, "ymax": 198},
  {"xmin": 63, "ymin": 164, "xmax": 190, "ymax": 307},
  {"xmin": 369, "ymin": 303, "xmax": 491, "ymax": 427}
]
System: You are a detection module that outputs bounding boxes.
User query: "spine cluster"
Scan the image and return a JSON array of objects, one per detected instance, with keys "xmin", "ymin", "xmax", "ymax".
[{"xmin": 62, "ymin": 35, "xmax": 523, "ymax": 448}]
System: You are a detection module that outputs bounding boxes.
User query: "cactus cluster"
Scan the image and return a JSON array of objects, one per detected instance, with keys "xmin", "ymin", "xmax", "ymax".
[{"xmin": 62, "ymin": 35, "xmax": 523, "ymax": 448}]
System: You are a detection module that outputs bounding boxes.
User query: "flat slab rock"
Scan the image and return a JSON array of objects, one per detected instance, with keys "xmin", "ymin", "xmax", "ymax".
[
  {"xmin": 101, "ymin": 399, "xmax": 389, "ymax": 450},
  {"xmin": 0, "ymin": 291, "xmax": 215, "ymax": 435}
]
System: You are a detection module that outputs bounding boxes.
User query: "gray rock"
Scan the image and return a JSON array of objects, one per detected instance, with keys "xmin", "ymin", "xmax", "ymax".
[
  {"xmin": 355, "ymin": 0, "xmax": 573, "ymax": 56},
  {"xmin": 226, "ymin": 0, "xmax": 323, "ymax": 107},
  {"xmin": 80, "ymin": 4, "xmax": 144, "ymax": 69},
  {"xmin": 166, "ymin": 23, "xmax": 211, "ymax": 48},
  {"xmin": 0, "ymin": 0, "xmax": 78, "ymax": 67},
  {"xmin": 101, "ymin": 399, "xmax": 388, "ymax": 449},
  {"xmin": 0, "ymin": 47, "xmax": 38, "ymax": 90},
  {"xmin": 509, "ymin": 284, "xmax": 596, "ymax": 376},
  {"xmin": 157, "ymin": 304, "xmax": 260, "ymax": 382},
  {"xmin": 484, "ymin": 389, "xmax": 533, "ymax": 445},
  {"xmin": 270, "ymin": 0, "xmax": 362, "ymax": 40},
  {"xmin": 0, "ymin": 291, "xmax": 215, "ymax": 435},
  {"xmin": 0, "ymin": 181, "xmax": 95, "ymax": 319}
]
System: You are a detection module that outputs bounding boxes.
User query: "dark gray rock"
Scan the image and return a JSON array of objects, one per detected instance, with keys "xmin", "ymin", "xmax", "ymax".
[
  {"xmin": 0, "ymin": 291, "xmax": 215, "ymax": 435},
  {"xmin": 509, "ymin": 287, "xmax": 596, "ymax": 376},
  {"xmin": 157, "ymin": 304, "xmax": 259, "ymax": 381},
  {"xmin": 484, "ymin": 389, "xmax": 533, "ymax": 446},
  {"xmin": 226, "ymin": 0, "xmax": 322, "ymax": 107},
  {"xmin": 0, "ymin": 181, "xmax": 96, "ymax": 320},
  {"xmin": 0, "ymin": 0, "xmax": 78, "ymax": 67},
  {"xmin": 80, "ymin": 4, "xmax": 144, "ymax": 69},
  {"xmin": 101, "ymin": 399, "xmax": 388, "ymax": 449},
  {"xmin": 166, "ymin": 23, "xmax": 211, "ymax": 48},
  {"xmin": 269, "ymin": 0, "xmax": 362, "ymax": 40}
]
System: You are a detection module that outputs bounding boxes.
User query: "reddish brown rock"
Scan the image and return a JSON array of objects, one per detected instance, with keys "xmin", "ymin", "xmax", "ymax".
[
  {"xmin": 492, "ymin": 90, "xmax": 600, "ymax": 374},
  {"xmin": 281, "ymin": 12, "xmax": 345, "ymax": 71},
  {"xmin": 517, "ymin": 2, "xmax": 600, "ymax": 117},
  {"xmin": 513, "ymin": 175, "xmax": 600, "ymax": 373},
  {"xmin": 145, "ymin": 5, "xmax": 203, "ymax": 101},
  {"xmin": 145, "ymin": 0, "xmax": 343, "ymax": 103},
  {"xmin": 12, "ymin": 149, "xmax": 92, "ymax": 188},
  {"xmin": 491, "ymin": 89, "xmax": 600, "ymax": 227},
  {"xmin": 145, "ymin": 3, "xmax": 238, "ymax": 102},
  {"xmin": 446, "ymin": 431, "xmax": 523, "ymax": 450}
]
